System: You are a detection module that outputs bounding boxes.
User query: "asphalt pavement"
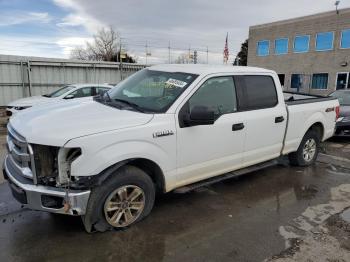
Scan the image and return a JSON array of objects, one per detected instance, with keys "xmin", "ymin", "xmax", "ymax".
[{"xmin": 0, "ymin": 134, "xmax": 350, "ymax": 262}]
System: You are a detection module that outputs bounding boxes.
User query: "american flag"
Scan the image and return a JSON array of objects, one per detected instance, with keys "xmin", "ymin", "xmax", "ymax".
[{"xmin": 223, "ymin": 33, "xmax": 229, "ymax": 64}]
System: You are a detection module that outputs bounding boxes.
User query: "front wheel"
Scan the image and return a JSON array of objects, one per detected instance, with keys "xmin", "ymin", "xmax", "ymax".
[
  {"xmin": 288, "ymin": 130, "xmax": 320, "ymax": 166},
  {"xmin": 83, "ymin": 165, "xmax": 155, "ymax": 232}
]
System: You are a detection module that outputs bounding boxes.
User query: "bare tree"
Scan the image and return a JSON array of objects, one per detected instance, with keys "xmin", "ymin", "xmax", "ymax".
[
  {"xmin": 70, "ymin": 26, "xmax": 135, "ymax": 62},
  {"xmin": 70, "ymin": 46, "xmax": 89, "ymax": 60},
  {"xmin": 87, "ymin": 26, "xmax": 119, "ymax": 61}
]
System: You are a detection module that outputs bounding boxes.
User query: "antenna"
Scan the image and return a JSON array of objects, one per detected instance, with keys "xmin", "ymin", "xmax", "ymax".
[{"xmin": 335, "ymin": 0, "xmax": 340, "ymax": 14}]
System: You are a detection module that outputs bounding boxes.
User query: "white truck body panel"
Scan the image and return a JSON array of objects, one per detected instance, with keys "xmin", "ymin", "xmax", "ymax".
[
  {"xmin": 282, "ymin": 100, "xmax": 337, "ymax": 155},
  {"xmin": 6, "ymin": 65, "xmax": 339, "ymax": 195},
  {"xmin": 10, "ymin": 98, "xmax": 153, "ymax": 146}
]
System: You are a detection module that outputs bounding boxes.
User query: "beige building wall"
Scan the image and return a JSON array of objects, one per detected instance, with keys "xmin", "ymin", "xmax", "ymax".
[{"xmin": 247, "ymin": 8, "xmax": 350, "ymax": 96}]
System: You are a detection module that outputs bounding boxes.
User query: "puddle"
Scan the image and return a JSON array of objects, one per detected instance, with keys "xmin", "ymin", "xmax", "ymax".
[
  {"xmin": 279, "ymin": 183, "xmax": 350, "ymax": 247},
  {"xmin": 340, "ymin": 208, "xmax": 350, "ymax": 223},
  {"xmin": 295, "ymin": 185, "xmax": 318, "ymax": 200}
]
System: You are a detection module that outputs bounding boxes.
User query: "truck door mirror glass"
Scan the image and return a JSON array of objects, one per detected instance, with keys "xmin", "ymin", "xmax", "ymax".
[{"xmin": 186, "ymin": 105, "xmax": 215, "ymax": 126}]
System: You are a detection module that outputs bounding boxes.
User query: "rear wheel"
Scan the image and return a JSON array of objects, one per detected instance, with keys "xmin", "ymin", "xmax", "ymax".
[
  {"xmin": 288, "ymin": 130, "xmax": 320, "ymax": 166},
  {"xmin": 83, "ymin": 165, "xmax": 155, "ymax": 232}
]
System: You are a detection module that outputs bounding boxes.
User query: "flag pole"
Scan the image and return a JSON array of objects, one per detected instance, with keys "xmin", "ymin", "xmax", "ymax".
[{"xmin": 223, "ymin": 32, "xmax": 229, "ymax": 64}]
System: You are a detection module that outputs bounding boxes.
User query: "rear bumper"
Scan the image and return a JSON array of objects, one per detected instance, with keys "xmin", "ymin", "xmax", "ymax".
[
  {"xmin": 3, "ymin": 155, "xmax": 91, "ymax": 216},
  {"xmin": 335, "ymin": 121, "xmax": 350, "ymax": 136}
]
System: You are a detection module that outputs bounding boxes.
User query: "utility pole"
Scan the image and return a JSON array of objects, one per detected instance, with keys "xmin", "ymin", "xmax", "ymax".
[
  {"xmin": 206, "ymin": 46, "xmax": 209, "ymax": 64},
  {"xmin": 168, "ymin": 41, "xmax": 171, "ymax": 64},
  {"xmin": 188, "ymin": 45, "xmax": 191, "ymax": 64},
  {"xmin": 145, "ymin": 41, "xmax": 148, "ymax": 65},
  {"xmin": 335, "ymin": 1, "xmax": 340, "ymax": 14},
  {"xmin": 119, "ymin": 39, "xmax": 123, "ymax": 81}
]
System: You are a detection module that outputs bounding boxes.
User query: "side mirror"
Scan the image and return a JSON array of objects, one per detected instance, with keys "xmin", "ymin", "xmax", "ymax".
[
  {"xmin": 64, "ymin": 94, "xmax": 74, "ymax": 99},
  {"xmin": 186, "ymin": 106, "xmax": 215, "ymax": 126}
]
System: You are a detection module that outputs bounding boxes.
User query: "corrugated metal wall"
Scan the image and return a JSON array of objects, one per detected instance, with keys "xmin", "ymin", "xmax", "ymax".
[{"xmin": 0, "ymin": 55, "xmax": 146, "ymax": 106}]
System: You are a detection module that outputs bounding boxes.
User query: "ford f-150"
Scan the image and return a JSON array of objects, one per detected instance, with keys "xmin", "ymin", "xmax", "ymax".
[{"xmin": 2, "ymin": 65, "xmax": 339, "ymax": 232}]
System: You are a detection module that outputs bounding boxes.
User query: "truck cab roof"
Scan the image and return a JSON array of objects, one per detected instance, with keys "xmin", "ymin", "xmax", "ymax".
[{"xmin": 149, "ymin": 64, "xmax": 275, "ymax": 76}]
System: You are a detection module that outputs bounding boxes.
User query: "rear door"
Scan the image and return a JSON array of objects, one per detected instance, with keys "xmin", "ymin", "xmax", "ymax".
[{"xmin": 234, "ymin": 74, "xmax": 287, "ymax": 166}]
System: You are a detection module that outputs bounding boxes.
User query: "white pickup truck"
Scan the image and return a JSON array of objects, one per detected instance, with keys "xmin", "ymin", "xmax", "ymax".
[{"xmin": 2, "ymin": 65, "xmax": 339, "ymax": 232}]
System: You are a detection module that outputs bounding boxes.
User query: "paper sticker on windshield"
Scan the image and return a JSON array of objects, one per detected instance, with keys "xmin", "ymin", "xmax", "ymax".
[{"xmin": 165, "ymin": 78, "xmax": 187, "ymax": 88}]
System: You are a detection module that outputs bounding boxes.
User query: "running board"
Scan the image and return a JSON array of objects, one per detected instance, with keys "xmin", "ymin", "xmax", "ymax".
[{"xmin": 173, "ymin": 160, "xmax": 278, "ymax": 194}]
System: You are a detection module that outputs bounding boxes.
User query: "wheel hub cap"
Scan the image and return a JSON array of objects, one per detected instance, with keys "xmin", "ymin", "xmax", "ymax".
[
  {"xmin": 303, "ymin": 138, "xmax": 316, "ymax": 162},
  {"xmin": 104, "ymin": 185, "xmax": 145, "ymax": 228}
]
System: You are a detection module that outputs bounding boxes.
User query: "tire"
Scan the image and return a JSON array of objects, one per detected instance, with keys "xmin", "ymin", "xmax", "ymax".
[
  {"xmin": 82, "ymin": 165, "xmax": 155, "ymax": 232},
  {"xmin": 288, "ymin": 130, "xmax": 320, "ymax": 167}
]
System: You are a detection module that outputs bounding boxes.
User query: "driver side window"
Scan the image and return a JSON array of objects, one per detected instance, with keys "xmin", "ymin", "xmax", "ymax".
[{"xmin": 188, "ymin": 76, "xmax": 237, "ymax": 118}]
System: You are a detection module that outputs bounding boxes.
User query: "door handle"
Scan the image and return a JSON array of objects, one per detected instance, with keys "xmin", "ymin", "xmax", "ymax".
[
  {"xmin": 232, "ymin": 123, "xmax": 245, "ymax": 131},
  {"xmin": 275, "ymin": 116, "xmax": 285, "ymax": 123}
]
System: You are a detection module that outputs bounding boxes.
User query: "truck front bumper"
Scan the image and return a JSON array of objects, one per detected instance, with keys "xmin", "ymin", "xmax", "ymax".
[{"xmin": 2, "ymin": 155, "xmax": 91, "ymax": 216}]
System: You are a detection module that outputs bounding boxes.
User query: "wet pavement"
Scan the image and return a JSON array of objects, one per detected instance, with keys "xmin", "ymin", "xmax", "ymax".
[{"xmin": 0, "ymin": 135, "xmax": 350, "ymax": 262}]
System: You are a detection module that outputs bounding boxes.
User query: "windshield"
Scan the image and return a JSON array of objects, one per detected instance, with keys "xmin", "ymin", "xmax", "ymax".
[
  {"xmin": 330, "ymin": 91, "xmax": 350, "ymax": 106},
  {"xmin": 44, "ymin": 85, "xmax": 76, "ymax": 98},
  {"xmin": 107, "ymin": 69, "xmax": 198, "ymax": 112}
]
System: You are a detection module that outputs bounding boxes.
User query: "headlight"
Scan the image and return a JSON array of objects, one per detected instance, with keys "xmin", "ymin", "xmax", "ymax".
[
  {"xmin": 57, "ymin": 147, "xmax": 82, "ymax": 185},
  {"xmin": 32, "ymin": 144, "xmax": 60, "ymax": 185},
  {"xmin": 14, "ymin": 106, "xmax": 31, "ymax": 110}
]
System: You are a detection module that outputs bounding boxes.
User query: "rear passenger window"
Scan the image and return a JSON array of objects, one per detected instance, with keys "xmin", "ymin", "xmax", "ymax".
[{"xmin": 241, "ymin": 76, "xmax": 278, "ymax": 110}]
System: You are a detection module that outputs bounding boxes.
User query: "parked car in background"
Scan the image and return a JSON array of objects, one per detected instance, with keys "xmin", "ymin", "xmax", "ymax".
[
  {"xmin": 6, "ymin": 83, "xmax": 113, "ymax": 116},
  {"xmin": 330, "ymin": 90, "xmax": 350, "ymax": 136}
]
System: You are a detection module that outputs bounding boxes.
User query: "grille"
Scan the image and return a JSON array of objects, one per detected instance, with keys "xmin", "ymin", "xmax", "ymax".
[{"xmin": 6, "ymin": 124, "xmax": 37, "ymax": 183}]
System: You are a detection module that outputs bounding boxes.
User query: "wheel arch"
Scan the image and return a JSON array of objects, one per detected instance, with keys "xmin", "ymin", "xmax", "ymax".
[
  {"xmin": 94, "ymin": 158, "xmax": 166, "ymax": 194},
  {"xmin": 307, "ymin": 122, "xmax": 324, "ymax": 140}
]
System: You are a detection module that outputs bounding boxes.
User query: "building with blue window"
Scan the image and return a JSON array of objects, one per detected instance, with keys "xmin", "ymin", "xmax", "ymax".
[{"xmin": 248, "ymin": 8, "xmax": 350, "ymax": 95}]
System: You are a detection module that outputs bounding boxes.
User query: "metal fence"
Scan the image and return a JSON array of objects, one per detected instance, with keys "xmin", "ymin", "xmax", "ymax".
[{"xmin": 0, "ymin": 55, "xmax": 146, "ymax": 106}]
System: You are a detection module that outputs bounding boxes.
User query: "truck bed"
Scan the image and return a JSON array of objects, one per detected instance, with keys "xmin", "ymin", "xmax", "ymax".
[
  {"xmin": 282, "ymin": 91, "xmax": 338, "ymax": 156},
  {"xmin": 284, "ymin": 91, "xmax": 337, "ymax": 105}
]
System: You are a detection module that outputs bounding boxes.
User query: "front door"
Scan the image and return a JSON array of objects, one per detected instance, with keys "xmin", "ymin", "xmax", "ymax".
[
  {"xmin": 176, "ymin": 76, "xmax": 246, "ymax": 187},
  {"xmin": 336, "ymin": 73, "xmax": 349, "ymax": 90}
]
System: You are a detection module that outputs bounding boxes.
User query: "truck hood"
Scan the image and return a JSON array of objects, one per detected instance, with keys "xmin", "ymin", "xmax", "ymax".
[
  {"xmin": 10, "ymin": 99, "xmax": 154, "ymax": 146},
  {"xmin": 7, "ymin": 96, "xmax": 54, "ymax": 107}
]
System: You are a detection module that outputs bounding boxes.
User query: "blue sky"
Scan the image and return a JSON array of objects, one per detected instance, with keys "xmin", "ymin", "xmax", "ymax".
[
  {"xmin": 0, "ymin": 0, "xmax": 349, "ymax": 63},
  {"xmin": 0, "ymin": 0, "xmax": 97, "ymax": 58}
]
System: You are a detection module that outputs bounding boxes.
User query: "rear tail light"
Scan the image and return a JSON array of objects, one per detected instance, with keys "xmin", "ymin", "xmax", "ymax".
[{"xmin": 335, "ymin": 106, "xmax": 340, "ymax": 121}]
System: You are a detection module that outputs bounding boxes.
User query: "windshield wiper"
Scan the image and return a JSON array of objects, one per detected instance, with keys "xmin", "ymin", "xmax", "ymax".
[{"xmin": 113, "ymin": 98, "xmax": 145, "ymax": 113}]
